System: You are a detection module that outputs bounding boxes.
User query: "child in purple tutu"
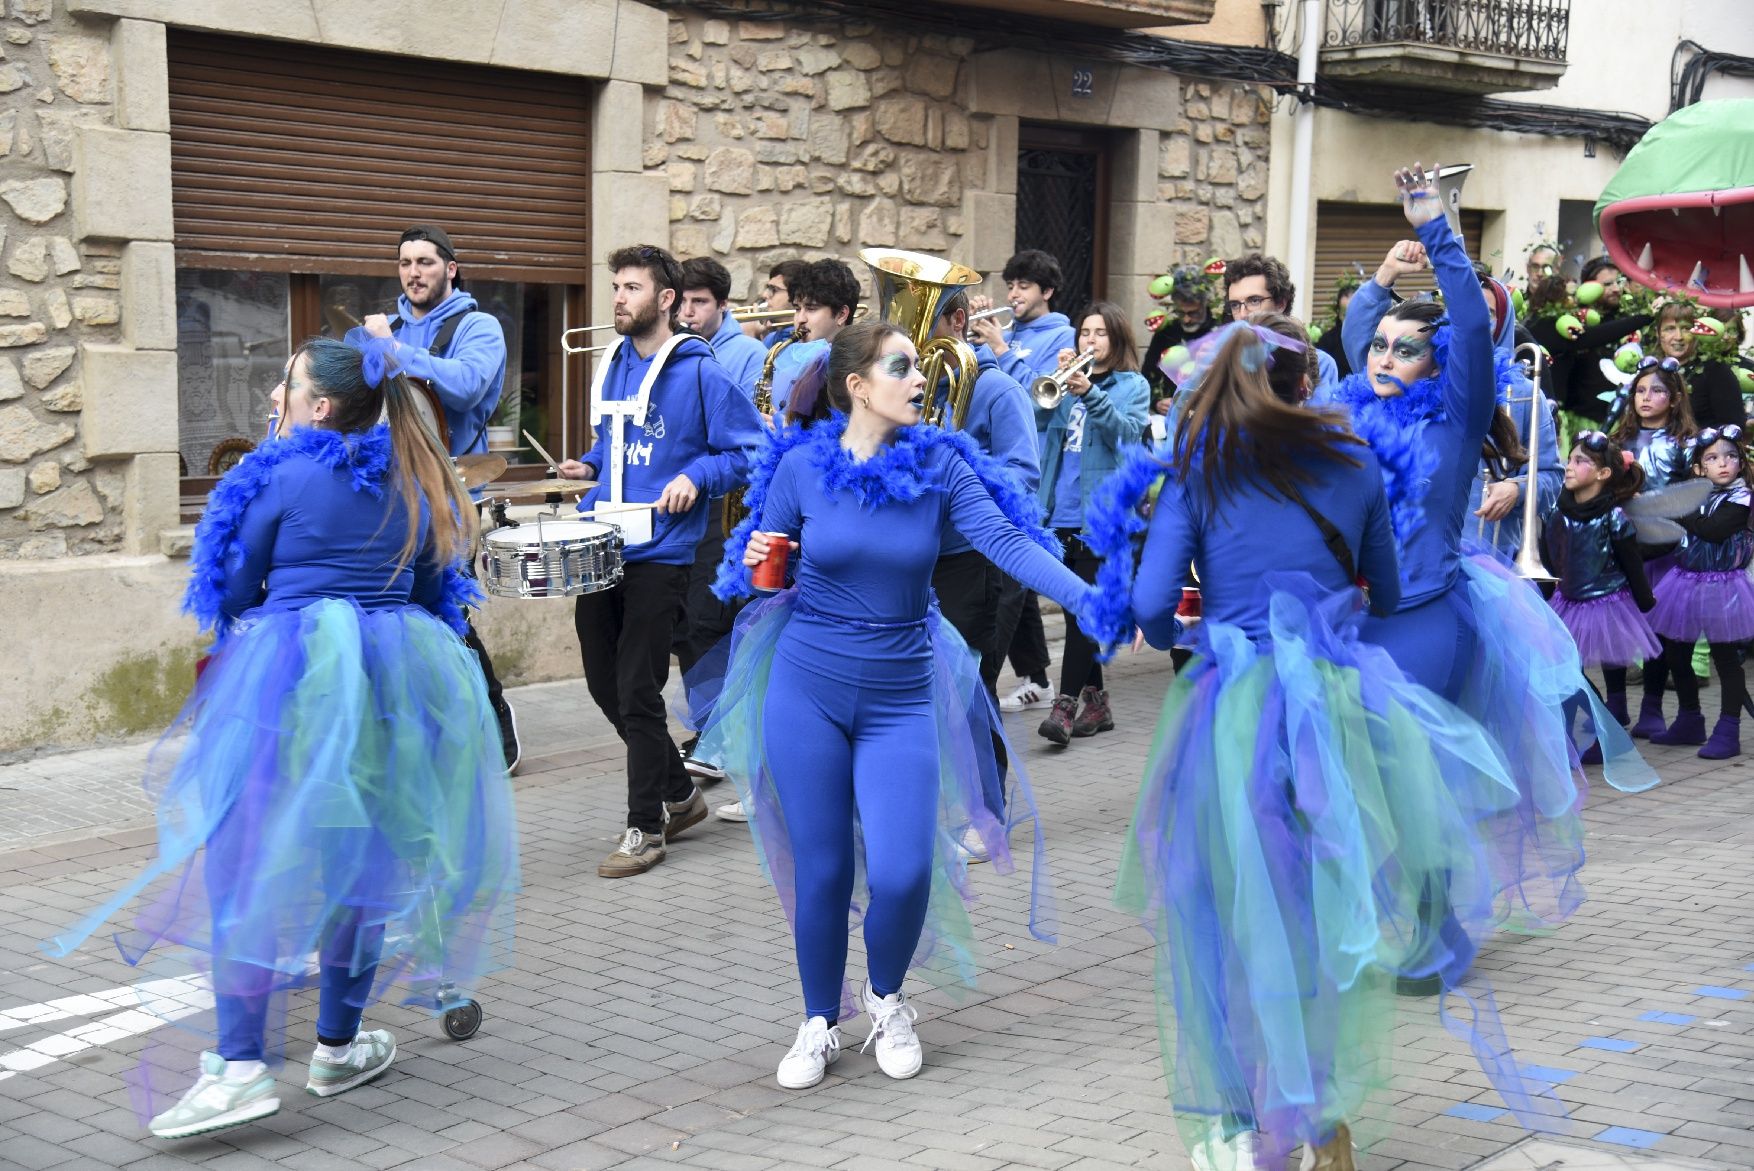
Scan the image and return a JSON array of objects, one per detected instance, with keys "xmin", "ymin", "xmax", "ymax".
[
  {"xmin": 1541, "ymin": 431, "xmax": 1659, "ymax": 692},
  {"xmin": 1645, "ymin": 424, "xmax": 1754, "ymax": 758},
  {"xmin": 1606, "ymin": 358, "xmax": 1698, "ymax": 733}
]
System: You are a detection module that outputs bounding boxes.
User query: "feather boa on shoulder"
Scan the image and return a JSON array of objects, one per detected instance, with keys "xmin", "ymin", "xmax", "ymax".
[
  {"xmin": 1328, "ymin": 370, "xmax": 1446, "ymax": 553},
  {"xmin": 184, "ymin": 424, "xmax": 479, "ymax": 637},
  {"xmin": 1080, "ymin": 446, "xmax": 1175, "ymax": 658},
  {"xmin": 714, "ymin": 413, "xmax": 1059, "ymax": 601}
]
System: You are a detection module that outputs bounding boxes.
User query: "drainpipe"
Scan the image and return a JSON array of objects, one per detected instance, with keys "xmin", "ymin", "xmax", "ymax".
[{"xmin": 1285, "ymin": 0, "xmax": 1324, "ymax": 313}]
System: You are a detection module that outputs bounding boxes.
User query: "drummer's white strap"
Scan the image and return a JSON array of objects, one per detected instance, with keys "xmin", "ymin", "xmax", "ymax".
[{"xmin": 588, "ymin": 332, "xmax": 692, "ymax": 507}]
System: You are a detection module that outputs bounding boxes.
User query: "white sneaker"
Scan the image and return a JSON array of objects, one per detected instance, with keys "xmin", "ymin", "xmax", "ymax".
[
  {"xmin": 998, "ymin": 680, "xmax": 1053, "ymax": 713},
  {"xmin": 1192, "ymin": 1126, "xmax": 1263, "ymax": 1171},
  {"xmin": 859, "ymin": 980, "xmax": 922, "ymax": 1079},
  {"xmin": 715, "ymin": 800, "xmax": 748, "ymax": 822},
  {"xmin": 148, "ymin": 1051, "xmax": 280, "ymax": 1139},
  {"xmin": 304, "ymin": 1028, "xmax": 396, "ymax": 1097},
  {"xmin": 956, "ymin": 825, "xmax": 991, "ymax": 865},
  {"xmin": 776, "ymin": 1016, "xmax": 841, "ymax": 1089}
]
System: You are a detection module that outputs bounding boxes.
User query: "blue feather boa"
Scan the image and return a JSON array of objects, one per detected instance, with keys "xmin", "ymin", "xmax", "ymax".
[
  {"xmin": 714, "ymin": 413, "xmax": 1059, "ymax": 601},
  {"xmin": 1328, "ymin": 370, "xmax": 1446, "ymax": 553},
  {"xmin": 1080, "ymin": 446, "xmax": 1176, "ymax": 658},
  {"xmin": 184, "ymin": 424, "xmax": 479, "ymax": 637}
]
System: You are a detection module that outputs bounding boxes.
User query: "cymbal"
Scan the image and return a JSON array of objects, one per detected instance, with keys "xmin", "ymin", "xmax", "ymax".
[
  {"xmin": 478, "ymin": 477, "xmax": 597, "ymax": 501},
  {"xmin": 454, "ymin": 453, "xmax": 508, "ymax": 489}
]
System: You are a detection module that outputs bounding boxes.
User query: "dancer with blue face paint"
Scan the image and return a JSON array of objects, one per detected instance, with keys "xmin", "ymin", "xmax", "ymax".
[{"xmin": 1328, "ymin": 164, "xmax": 1656, "ymax": 995}]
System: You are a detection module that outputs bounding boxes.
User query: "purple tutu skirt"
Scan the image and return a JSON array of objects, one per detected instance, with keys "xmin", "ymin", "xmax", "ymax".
[
  {"xmin": 1648, "ymin": 568, "xmax": 1754, "ymax": 643},
  {"xmin": 1551, "ymin": 589, "xmax": 1661, "ymax": 667}
]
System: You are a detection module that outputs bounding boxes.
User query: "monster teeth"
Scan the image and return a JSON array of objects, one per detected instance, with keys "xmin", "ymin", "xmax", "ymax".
[
  {"xmin": 1637, "ymin": 242, "xmax": 1654, "ymax": 271},
  {"xmin": 1688, "ymin": 261, "xmax": 1707, "ymax": 288},
  {"xmin": 1741, "ymin": 255, "xmax": 1754, "ymax": 294}
]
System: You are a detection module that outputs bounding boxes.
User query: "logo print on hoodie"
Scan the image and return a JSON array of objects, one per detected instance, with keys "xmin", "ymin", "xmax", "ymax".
[{"xmin": 626, "ymin": 411, "xmax": 664, "ymax": 467}]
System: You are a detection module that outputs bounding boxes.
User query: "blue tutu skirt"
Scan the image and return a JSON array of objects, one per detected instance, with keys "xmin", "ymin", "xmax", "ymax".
[
  {"xmin": 691, "ymin": 588, "xmax": 1052, "ymax": 1018},
  {"xmin": 1648, "ymin": 568, "xmax": 1754, "ymax": 643},
  {"xmin": 49, "ymin": 599, "xmax": 519, "ymax": 1101},
  {"xmin": 1551, "ymin": 588, "xmax": 1662, "ymax": 667},
  {"xmin": 1117, "ymin": 577, "xmax": 1559, "ymax": 1165}
]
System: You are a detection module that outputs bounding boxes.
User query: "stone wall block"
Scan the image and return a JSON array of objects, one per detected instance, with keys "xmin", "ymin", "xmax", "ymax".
[
  {"xmin": 778, "ymin": 198, "xmax": 832, "ymax": 247},
  {"xmin": 78, "ymin": 344, "xmax": 175, "ymax": 459},
  {"xmin": 122, "ymin": 449, "xmax": 178, "ymax": 554},
  {"xmin": 0, "ymin": 403, "xmax": 73, "ymax": 462},
  {"xmin": 898, "ymin": 207, "xmax": 947, "ymax": 251},
  {"xmin": 71, "ymin": 295, "xmax": 118, "ymax": 326},
  {"xmin": 119, "ymin": 241, "xmax": 174, "ymax": 351},
  {"xmin": 46, "ymin": 31, "xmax": 110, "ymax": 103},
  {"xmin": 960, "ymin": 190, "xmax": 1016, "ymax": 274},
  {"xmin": 966, "ymin": 50, "xmax": 1055, "ymax": 121},
  {"xmin": 0, "ymin": 323, "xmax": 47, "ymax": 346},
  {"xmin": 72, "ymin": 128, "xmax": 172, "ymax": 241},
  {"xmin": 0, "ymin": 468, "xmax": 22, "ymax": 508},
  {"xmin": 21, "ymin": 345, "xmax": 73, "ymax": 389},
  {"xmin": 1110, "ymin": 201, "xmax": 1179, "ymax": 281},
  {"xmin": 806, "ymin": 112, "xmax": 848, "ymax": 166},
  {"xmin": 593, "ymin": 79, "xmax": 645, "ymax": 174},
  {"xmin": 704, "ymin": 146, "xmax": 755, "ymax": 194},
  {"xmin": 899, "ymin": 154, "xmax": 960, "ymax": 207},
  {"xmin": 590, "ymin": 173, "xmax": 668, "ymax": 264},
  {"xmin": 842, "ymin": 42, "xmax": 880, "ymax": 70},
  {"xmin": 858, "ymin": 198, "xmax": 897, "ymax": 247},
  {"xmin": 1112, "ymin": 129, "xmax": 1160, "ymax": 205},
  {"xmin": 111, "ymin": 18, "xmax": 168, "ymax": 131},
  {"xmin": 824, "ymin": 69, "xmax": 869, "ymax": 112},
  {"xmin": 734, "ymin": 206, "xmax": 778, "ymax": 248},
  {"xmin": 21, "ymin": 477, "xmax": 102, "ymax": 529},
  {"xmin": 44, "ymin": 289, "xmax": 71, "ymax": 329},
  {"xmin": 1, "ymin": 177, "xmax": 66, "ymax": 224},
  {"xmin": 1160, "ymin": 134, "xmax": 1191, "ymax": 179},
  {"xmin": 0, "ymin": 290, "xmax": 28, "ymax": 317},
  {"xmin": 737, "ymin": 20, "xmax": 785, "ymax": 41},
  {"xmin": 873, "ymin": 97, "xmax": 926, "ymax": 147},
  {"xmin": 28, "ymin": 459, "xmax": 59, "ymax": 493},
  {"xmin": 0, "ymin": 358, "xmax": 20, "ymax": 401},
  {"xmin": 902, "ymin": 54, "xmax": 958, "ymax": 101}
]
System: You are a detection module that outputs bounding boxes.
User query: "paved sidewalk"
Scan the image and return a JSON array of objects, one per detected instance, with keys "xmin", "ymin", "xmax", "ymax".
[{"xmin": 1, "ymin": 652, "xmax": 1752, "ymax": 1171}]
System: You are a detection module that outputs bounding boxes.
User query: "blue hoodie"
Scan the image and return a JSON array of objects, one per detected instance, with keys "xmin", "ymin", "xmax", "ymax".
[
  {"xmin": 998, "ymin": 312, "xmax": 1076, "ymax": 390},
  {"xmin": 707, "ymin": 311, "xmax": 769, "ymax": 391},
  {"xmin": 575, "ymin": 334, "xmax": 765, "ymax": 566},
  {"xmin": 938, "ymin": 345, "xmax": 1040, "ymax": 557},
  {"xmin": 350, "ymin": 290, "xmax": 506, "ymax": 456}
]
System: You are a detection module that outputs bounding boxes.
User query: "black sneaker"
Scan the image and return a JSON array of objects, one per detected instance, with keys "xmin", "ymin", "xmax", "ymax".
[
  {"xmin": 496, "ymin": 700, "xmax": 521, "ymax": 775},
  {"xmin": 683, "ymin": 754, "xmax": 727, "ymax": 783}
]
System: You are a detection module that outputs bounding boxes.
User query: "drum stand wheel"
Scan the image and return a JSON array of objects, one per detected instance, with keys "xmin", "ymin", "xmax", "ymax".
[{"xmin": 440, "ymin": 993, "xmax": 483, "ymax": 1041}]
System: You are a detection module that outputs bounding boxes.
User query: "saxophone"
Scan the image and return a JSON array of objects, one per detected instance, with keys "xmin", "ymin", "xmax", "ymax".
[{"xmin": 720, "ymin": 334, "xmax": 796, "ymax": 533}]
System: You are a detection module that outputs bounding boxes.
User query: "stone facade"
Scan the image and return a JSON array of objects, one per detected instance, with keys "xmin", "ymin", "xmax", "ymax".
[
  {"xmin": 648, "ymin": 10, "xmax": 1273, "ymax": 309},
  {"xmin": 0, "ymin": 2, "xmax": 132, "ymax": 560}
]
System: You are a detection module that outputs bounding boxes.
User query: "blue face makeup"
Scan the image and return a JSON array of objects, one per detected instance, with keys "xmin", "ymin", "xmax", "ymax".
[
  {"xmin": 877, "ymin": 352, "xmax": 918, "ymax": 380},
  {"xmin": 1369, "ymin": 334, "xmax": 1433, "ymax": 364}
]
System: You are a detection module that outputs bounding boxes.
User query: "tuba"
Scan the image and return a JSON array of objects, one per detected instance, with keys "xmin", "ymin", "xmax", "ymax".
[{"xmin": 859, "ymin": 248, "xmax": 981, "ymax": 430}]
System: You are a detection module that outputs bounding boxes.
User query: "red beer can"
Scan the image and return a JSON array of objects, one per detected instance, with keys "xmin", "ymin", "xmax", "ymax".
[
  {"xmin": 1175, "ymin": 587, "xmax": 1202, "ymax": 619},
  {"xmin": 752, "ymin": 532, "xmax": 791, "ymax": 592}
]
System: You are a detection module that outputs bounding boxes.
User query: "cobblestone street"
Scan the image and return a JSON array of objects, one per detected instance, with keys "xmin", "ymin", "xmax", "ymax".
[{"xmin": 2, "ymin": 648, "xmax": 1752, "ymax": 1171}]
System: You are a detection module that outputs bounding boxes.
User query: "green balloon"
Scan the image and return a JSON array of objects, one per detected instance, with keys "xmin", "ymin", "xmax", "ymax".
[
  {"xmin": 1585, "ymin": 308, "xmax": 1602, "ymax": 327},
  {"xmin": 1736, "ymin": 367, "xmax": 1754, "ymax": 395},
  {"xmin": 1556, "ymin": 313, "xmax": 1584, "ymax": 338},
  {"xmin": 1511, "ymin": 287, "xmax": 1527, "ymax": 314},
  {"xmin": 1308, "ymin": 323, "xmax": 1324, "ymax": 344},
  {"xmin": 1164, "ymin": 344, "xmax": 1191, "ymax": 368},
  {"xmin": 1148, "ymin": 274, "xmax": 1175, "ymax": 298},
  {"xmin": 1575, "ymin": 280, "xmax": 1604, "ymax": 306},
  {"xmin": 1615, "ymin": 344, "xmax": 1643, "ymax": 372}
]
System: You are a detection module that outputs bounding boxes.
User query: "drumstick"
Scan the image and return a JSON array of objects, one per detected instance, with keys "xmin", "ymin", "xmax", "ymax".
[
  {"xmin": 585, "ymin": 500, "xmax": 659, "ymax": 515},
  {"xmin": 522, "ymin": 429, "xmax": 563, "ymax": 470}
]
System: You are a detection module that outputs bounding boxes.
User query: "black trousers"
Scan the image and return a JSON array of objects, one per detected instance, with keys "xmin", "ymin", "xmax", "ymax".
[
  {"xmin": 575, "ymin": 561, "xmax": 695, "ymax": 835},
  {"xmin": 991, "ymin": 580, "xmax": 1051, "ymax": 685},
  {"xmin": 673, "ymin": 500, "xmax": 740, "ymax": 677},
  {"xmin": 462, "ymin": 621, "xmax": 506, "ymax": 714},
  {"xmin": 932, "ymin": 550, "xmax": 1001, "ymax": 696},
  {"xmin": 1054, "ymin": 530, "xmax": 1104, "ymax": 698}
]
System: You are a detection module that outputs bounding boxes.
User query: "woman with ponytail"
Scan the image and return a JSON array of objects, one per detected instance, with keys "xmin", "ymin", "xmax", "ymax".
[
  {"xmin": 50, "ymin": 337, "xmax": 518, "ymax": 1140},
  {"xmin": 1081, "ymin": 315, "xmax": 1539, "ymax": 1170}
]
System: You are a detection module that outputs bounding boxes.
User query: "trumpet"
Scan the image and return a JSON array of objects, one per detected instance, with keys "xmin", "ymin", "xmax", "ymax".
[
  {"xmin": 1031, "ymin": 350, "xmax": 1097, "ymax": 410},
  {"xmin": 1510, "ymin": 341, "xmax": 1555, "ymax": 583},
  {"xmin": 730, "ymin": 304, "xmax": 797, "ymax": 324},
  {"xmin": 965, "ymin": 305, "xmax": 1013, "ymax": 338}
]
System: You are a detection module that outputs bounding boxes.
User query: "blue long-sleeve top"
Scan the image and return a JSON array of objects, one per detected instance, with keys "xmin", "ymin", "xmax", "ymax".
[
  {"xmin": 348, "ymin": 290, "xmax": 506, "ymax": 456},
  {"xmin": 1131, "ymin": 452, "xmax": 1402, "ymax": 648},
  {"xmin": 758, "ymin": 439, "xmax": 1091, "ymax": 688},
  {"xmin": 576, "ymin": 333, "xmax": 765, "ymax": 565},
  {"xmin": 1036, "ymin": 369, "xmax": 1151, "ymax": 535},
  {"xmin": 1331, "ymin": 216, "xmax": 1497, "ymax": 610},
  {"xmin": 707, "ymin": 312, "xmax": 769, "ymax": 391},
  {"xmin": 998, "ymin": 312, "xmax": 1076, "ymax": 392},
  {"xmin": 1469, "ymin": 388, "xmax": 1563, "ymax": 558},
  {"xmin": 938, "ymin": 344, "xmax": 1040, "ymax": 557},
  {"xmin": 220, "ymin": 437, "xmax": 446, "ymax": 623}
]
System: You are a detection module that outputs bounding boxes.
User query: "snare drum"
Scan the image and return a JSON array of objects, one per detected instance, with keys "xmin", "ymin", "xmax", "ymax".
[{"xmin": 481, "ymin": 518, "xmax": 624, "ymax": 599}]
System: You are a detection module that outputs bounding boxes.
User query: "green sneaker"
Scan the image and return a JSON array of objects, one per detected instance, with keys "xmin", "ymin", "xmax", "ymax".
[
  {"xmin": 148, "ymin": 1051, "xmax": 279, "ymax": 1139},
  {"xmin": 305, "ymin": 1028, "xmax": 396, "ymax": 1098}
]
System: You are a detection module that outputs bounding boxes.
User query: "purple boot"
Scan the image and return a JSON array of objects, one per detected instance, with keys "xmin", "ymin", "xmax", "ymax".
[
  {"xmin": 1699, "ymin": 717, "xmax": 1741, "ymax": 760},
  {"xmin": 1628, "ymin": 694, "xmax": 1667, "ymax": 739},
  {"xmin": 1650, "ymin": 708, "xmax": 1708, "ymax": 746},
  {"xmin": 1603, "ymin": 691, "xmax": 1631, "ymax": 728}
]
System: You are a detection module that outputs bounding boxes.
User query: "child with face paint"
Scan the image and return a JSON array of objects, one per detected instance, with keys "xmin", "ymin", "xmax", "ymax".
[
  {"xmin": 1604, "ymin": 358, "xmax": 1699, "ymax": 733},
  {"xmin": 1540, "ymin": 433, "xmax": 1660, "ymax": 680},
  {"xmin": 698, "ymin": 320, "xmax": 1099, "ymax": 1092},
  {"xmin": 1643, "ymin": 426, "xmax": 1754, "ymax": 758}
]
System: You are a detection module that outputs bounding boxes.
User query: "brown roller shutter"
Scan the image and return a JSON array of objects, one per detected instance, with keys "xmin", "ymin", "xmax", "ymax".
[
  {"xmin": 167, "ymin": 31, "xmax": 590, "ymax": 283},
  {"xmin": 1312, "ymin": 202, "xmax": 1485, "ymax": 319}
]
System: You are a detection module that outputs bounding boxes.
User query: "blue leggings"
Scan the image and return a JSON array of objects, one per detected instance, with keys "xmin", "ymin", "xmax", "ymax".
[{"xmin": 764, "ymin": 655, "xmax": 940, "ymax": 1020}]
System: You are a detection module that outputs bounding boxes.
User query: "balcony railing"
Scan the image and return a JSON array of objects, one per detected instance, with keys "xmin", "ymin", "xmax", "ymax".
[{"xmin": 1320, "ymin": 0, "xmax": 1570, "ymax": 93}]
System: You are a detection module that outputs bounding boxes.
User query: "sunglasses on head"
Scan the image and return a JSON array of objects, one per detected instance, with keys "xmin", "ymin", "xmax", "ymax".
[
  {"xmin": 1635, "ymin": 356, "xmax": 1681, "ymax": 374},
  {"xmin": 1574, "ymin": 430, "xmax": 1611, "ymax": 454}
]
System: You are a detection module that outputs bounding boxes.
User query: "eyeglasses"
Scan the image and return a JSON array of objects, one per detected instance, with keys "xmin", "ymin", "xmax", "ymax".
[
  {"xmin": 762, "ymin": 282, "xmax": 786, "ymax": 298},
  {"xmin": 1224, "ymin": 294, "xmax": 1274, "ymax": 317},
  {"xmin": 1635, "ymin": 356, "xmax": 1681, "ymax": 374},
  {"xmin": 1574, "ymin": 430, "xmax": 1611, "ymax": 453}
]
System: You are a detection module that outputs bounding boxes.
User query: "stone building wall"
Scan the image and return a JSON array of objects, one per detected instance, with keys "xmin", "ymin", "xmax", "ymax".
[
  {"xmin": 654, "ymin": 12, "xmax": 989, "ymax": 299},
  {"xmin": 0, "ymin": 0, "xmax": 127, "ymax": 559}
]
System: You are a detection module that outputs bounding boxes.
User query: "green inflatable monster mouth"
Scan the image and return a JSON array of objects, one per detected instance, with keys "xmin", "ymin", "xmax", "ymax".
[{"xmin": 1594, "ymin": 99, "xmax": 1754, "ymax": 310}]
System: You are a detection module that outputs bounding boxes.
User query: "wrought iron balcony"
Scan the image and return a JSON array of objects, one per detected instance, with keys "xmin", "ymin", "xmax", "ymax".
[{"xmin": 1320, "ymin": 0, "xmax": 1570, "ymax": 94}]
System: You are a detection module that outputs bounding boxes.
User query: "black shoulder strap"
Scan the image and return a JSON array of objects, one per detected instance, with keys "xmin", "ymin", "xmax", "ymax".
[
  {"xmin": 1279, "ymin": 480, "xmax": 1357, "ymax": 582},
  {"xmin": 384, "ymin": 311, "xmax": 467, "ymax": 358}
]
